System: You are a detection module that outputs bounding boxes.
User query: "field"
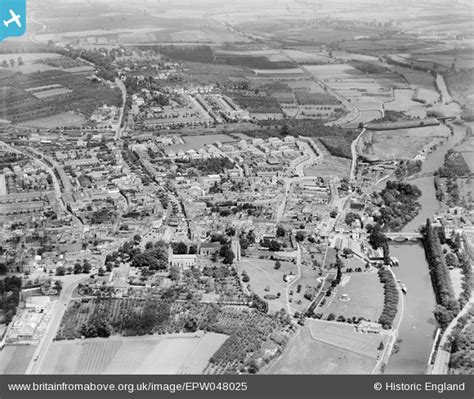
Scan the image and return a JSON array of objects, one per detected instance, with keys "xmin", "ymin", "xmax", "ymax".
[
  {"xmin": 339, "ymin": 37, "xmax": 431, "ymax": 55},
  {"xmin": 454, "ymin": 137, "xmax": 474, "ymax": 173},
  {"xmin": 444, "ymin": 69, "xmax": 474, "ymax": 121},
  {"xmin": 238, "ymin": 258, "xmax": 296, "ymax": 313},
  {"xmin": 385, "ymin": 89, "xmax": 426, "ymax": 118},
  {"xmin": 307, "ymin": 319, "xmax": 388, "ymax": 360},
  {"xmin": 39, "ymin": 333, "xmax": 227, "ymax": 374},
  {"xmin": 389, "ymin": 65, "xmax": 440, "ymax": 104},
  {"xmin": 316, "ymin": 271, "xmax": 384, "ymax": 322},
  {"xmin": 265, "ymin": 326, "xmax": 377, "ymax": 374},
  {"xmin": 19, "ymin": 112, "xmax": 88, "ymax": 128},
  {"xmin": 304, "ymin": 146, "xmax": 351, "ymax": 178},
  {"xmin": 360, "ymin": 125, "xmax": 451, "ymax": 160},
  {"xmin": 281, "ymin": 49, "xmax": 330, "ymax": 64},
  {"xmin": 0, "ymin": 345, "xmax": 37, "ymax": 374},
  {"xmin": 215, "ymin": 54, "xmax": 295, "ymax": 70}
]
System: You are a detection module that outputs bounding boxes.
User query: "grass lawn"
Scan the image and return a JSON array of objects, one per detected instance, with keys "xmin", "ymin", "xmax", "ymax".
[
  {"xmin": 239, "ymin": 257, "xmax": 297, "ymax": 314},
  {"xmin": 288, "ymin": 263, "xmax": 322, "ymax": 315},
  {"xmin": 265, "ymin": 326, "xmax": 376, "ymax": 374},
  {"xmin": 317, "ymin": 271, "xmax": 384, "ymax": 322},
  {"xmin": 40, "ymin": 333, "xmax": 227, "ymax": 374},
  {"xmin": 307, "ymin": 319, "xmax": 388, "ymax": 360}
]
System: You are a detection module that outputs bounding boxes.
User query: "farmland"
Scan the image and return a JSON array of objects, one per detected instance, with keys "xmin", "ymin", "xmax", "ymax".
[
  {"xmin": 55, "ymin": 297, "xmax": 294, "ymax": 374},
  {"xmin": 385, "ymin": 89, "xmax": 427, "ymax": 118},
  {"xmin": 215, "ymin": 54, "xmax": 295, "ymax": 70},
  {"xmin": 0, "ymin": 68, "xmax": 121, "ymax": 123},
  {"xmin": 359, "ymin": 125, "xmax": 451, "ymax": 160},
  {"xmin": 388, "ymin": 65, "xmax": 440, "ymax": 104},
  {"xmin": 265, "ymin": 327, "xmax": 377, "ymax": 374},
  {"xmin": 444, "ymin": 69, "xmax": 474, "ymax": 121},
  {"xmin": 0, "ymin": 345, "xmax": 37, "ymax": 374},
  {"xmin": 40, "ymin": 333, "xmax": 227, "ymax": 374}
]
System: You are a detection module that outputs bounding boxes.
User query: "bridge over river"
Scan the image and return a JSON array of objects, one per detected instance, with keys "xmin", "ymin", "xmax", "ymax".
[{"xmin": 385, "ymin": 232, "xmax": 422, "ymax": 242}]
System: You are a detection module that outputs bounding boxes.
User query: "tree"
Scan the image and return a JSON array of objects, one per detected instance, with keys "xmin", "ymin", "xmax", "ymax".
[
  {"xmin": 268, "ymin": 240, "xmax": 281, "ymax": 252},
  {"xmin": 295, "ymin": 231, "xmax": 305, "ymax": 242},
  {"xmin": 9, "ymin": 59, "xmax": 14, "ymax": 67},
  {"xmin": 246, "ymin": 230, "xmax": 256, "ymax": 244},
  {"xmin": 74, "ymin": 262, "xmax": 83, "ymax": 274},
  {"xmin": 1, "ymin": 60, "xmax": 8, "ymax": 68},
  {"xmin": 82, "ymin": 260, "xmax": 92, "ymax": 274},
  {"xmin": 0, "ymin": 262, "xmax": 7, "ymax": 275},
  {"xmin": 276, "ymin": 225, "xmax": 286, "ymax": 237},
  {"xmin": 17, "ymin": 57, "xmax": 24, "ymax": 66},
  {"xmin": 133, "ymin": 234, "xmax": 142, "ymax": 244},
  {"xmin": 169, "ymin": 265, "xmax": 180, "ymax": 281},
  {"xmin": 172, "ymin": 241, "xmax": 187, "ymax": 255},
  {"xmin": 98, "ymin": 267, "xmax": 105, "ymax": 276},
  {"xmin": 344, "ymin": 212, "xmax": 360, "ymax": 226},
  {"xmin": 274, "ymin": 260, "xmax": 281, "ymax": 270},
  {"xmin": 336, "ymin": 264, "xmax": 343, "ymax": 284},
  {"xmin": 239, "ymin": 238, "xmax": 249, "ymax": 251},
  {"xmin": 369, "ymin": 224, "xmax": 387, "ymax": 249},
  {"xmin": 327, "ymin": 313, "xmax": 336, "ymax": 321},
  {"xmin": 342, "ymin": 247, "xmax": 352, "ymax": 257},
  {"xmin": 330, "ymin": 210, "xmax": 338, "ymax": 218},
  {"xmin": 378, "ymin": 342, "xmax": 384, "ymax": 351},
  {"xmin": 56, "ymin": 266, "xmax": 66, "ymax": 276},
  {"xmin": 54, "ymin": 280, "xmax": 62, "ymax": 293}
]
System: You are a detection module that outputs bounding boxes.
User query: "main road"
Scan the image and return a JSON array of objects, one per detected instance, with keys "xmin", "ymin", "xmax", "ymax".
[
  {"xmin": 25, "ymin": 275, "xmax": 89, "ymax": 374},
  {"xmin": 349, "ymin": 128, "xmax": 366, "ymax": 183},
  {"xmin": 115, "ymin": 78, "xmax": 128, "ymax": 140},
  {"xmin": 431, "ymin": 297, "xmax": 473, "ymax": 374}
]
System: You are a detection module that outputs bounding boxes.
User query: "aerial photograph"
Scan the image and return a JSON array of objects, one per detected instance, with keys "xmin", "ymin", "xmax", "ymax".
[{"xmin": 0, "ymin": 0, "xmax": 472, "ymax": 379}]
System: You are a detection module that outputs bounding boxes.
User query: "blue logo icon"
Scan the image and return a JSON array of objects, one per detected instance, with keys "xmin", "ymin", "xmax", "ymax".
[{"xmin": 0, "ymin": 0, "xmax": 26, "ymax": 42}]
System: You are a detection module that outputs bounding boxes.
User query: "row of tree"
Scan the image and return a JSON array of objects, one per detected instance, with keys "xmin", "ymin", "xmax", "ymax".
[
  {"xmin": 377, "ymin": 268, "xmax": 399, "ymax": 329},
  {"xmin": 421, "ymin": 219, "xmax": 459, "ymax": 328}
]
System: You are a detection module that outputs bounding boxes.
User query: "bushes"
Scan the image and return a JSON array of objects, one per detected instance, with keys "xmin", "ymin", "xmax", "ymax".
[
  {"xmin": 377, "ymin": 268, "xmax": 399, "ymax": 329},
  {"xmin": 0, "ymin": 276, "xmax": 22, "ymax": 323}
]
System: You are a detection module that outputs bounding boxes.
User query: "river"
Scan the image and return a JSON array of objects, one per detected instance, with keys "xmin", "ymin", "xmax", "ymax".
[
  {"xmin": 384, "ymin": 122, "xmax": 466, "ymax": 374},
  {"xmin": 403, "ymin": 122, "xmax": 466, "ymax": 232},
  {"xmin": 384, "ymin": 244, "xmax": 437, "ymax": 374}
]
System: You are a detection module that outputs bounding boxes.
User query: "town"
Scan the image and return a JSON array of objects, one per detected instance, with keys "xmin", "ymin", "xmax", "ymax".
[{"xmin": 0, "ymin": 0, "xmax": 472, "ymax": 377}]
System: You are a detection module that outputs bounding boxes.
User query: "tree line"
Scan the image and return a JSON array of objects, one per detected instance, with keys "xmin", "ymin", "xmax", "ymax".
[{"xmin": 421, "ymin": 219, "xmax": 460, "ymax": 328}]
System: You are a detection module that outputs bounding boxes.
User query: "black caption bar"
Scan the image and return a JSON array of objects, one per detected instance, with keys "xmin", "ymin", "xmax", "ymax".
[{"xmin": 0, "ymin": 375, "xmax": 472, "ymax": 399}]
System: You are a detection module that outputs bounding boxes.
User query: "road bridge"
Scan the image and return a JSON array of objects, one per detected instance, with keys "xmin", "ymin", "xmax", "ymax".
[{"xmin": 385, "ymin": 232, "xmax": 422, "ymax": 242}]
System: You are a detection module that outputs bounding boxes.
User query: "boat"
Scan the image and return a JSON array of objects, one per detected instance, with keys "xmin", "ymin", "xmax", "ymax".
[{"xmin": 401, "ymin": 283, "xmax": 407, "ymax": 294}]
